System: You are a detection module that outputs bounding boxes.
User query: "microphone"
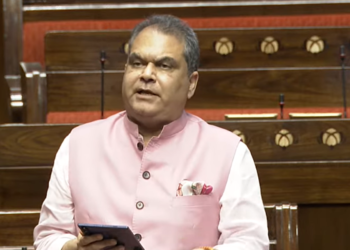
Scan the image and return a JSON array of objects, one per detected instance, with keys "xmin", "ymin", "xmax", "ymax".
[
  {"xmin": 340, "ymin": 45, "xmax": 347, "ymax": 118},
  {"xmin": 279, "ymin": 93, "xmax": 285, "ymax": 119},
  {"xmin": 100, "ymin": 51, "xmax": 106, "ymax": 119}
]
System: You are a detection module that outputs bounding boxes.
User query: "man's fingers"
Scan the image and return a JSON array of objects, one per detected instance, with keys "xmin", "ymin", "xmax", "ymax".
[
  {"xmin": 109, "ymin": 246, "xmax": 125, "ymax": 250},
  {"xmin": 90, "ymin": 238, "xmax": 118, "ymax": 249},
  {"xmin": 78, "ymin": 233, "xmax": 103, "ymax": 246},
  {"xmin": 77, "ymin": 233, "xmax": 119, "ymax": 249}
]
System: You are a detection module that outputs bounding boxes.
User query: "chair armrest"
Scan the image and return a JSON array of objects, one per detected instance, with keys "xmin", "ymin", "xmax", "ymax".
[
  {"xmin": 20, "ymin": 62, "xmax": 47, "ymax": 123},
  {"xmin": 265, "ymin": 203, "xmax": 299, "ymax": 250}
]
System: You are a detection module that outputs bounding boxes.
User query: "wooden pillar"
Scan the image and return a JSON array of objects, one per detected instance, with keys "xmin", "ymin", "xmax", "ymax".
[
  {"xmin": 0, "ymin": 0, "xmax": 11, "ymax": 124},
  {"xmin": 3, "ymin": 0, "xmax": 23, "ymax": 122}
]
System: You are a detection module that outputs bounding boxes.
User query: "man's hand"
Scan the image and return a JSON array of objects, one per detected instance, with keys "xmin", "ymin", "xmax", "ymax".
[{"xmin": 62, "ymin": 233, "xmax": 125, "ymax": 250}]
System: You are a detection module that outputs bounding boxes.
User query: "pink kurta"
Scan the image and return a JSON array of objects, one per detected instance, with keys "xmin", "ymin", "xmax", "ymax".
[{"xmin": 34, "ymin": 111, "xmax": 269, "ymax": 250}]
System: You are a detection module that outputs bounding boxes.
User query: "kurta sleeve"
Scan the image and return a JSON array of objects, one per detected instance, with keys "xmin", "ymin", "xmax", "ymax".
[
  {"xmin": 34, "ymin": 135, "xmax": 77, "ymax": 250},
  {"xmin": 214, "ymin": 142, "xmax": 270, "ymax": 250}
]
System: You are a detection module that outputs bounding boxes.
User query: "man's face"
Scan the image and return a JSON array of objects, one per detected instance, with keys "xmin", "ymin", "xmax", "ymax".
[{"xmin": 122, "ymin": 27, "xmax": 198, "ymax": 123}]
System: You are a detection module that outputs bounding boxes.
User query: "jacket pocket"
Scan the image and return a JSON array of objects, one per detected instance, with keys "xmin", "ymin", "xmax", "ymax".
[{"xmin": 171, "ymin": 194, "xmax": 217, "ymax": 207}]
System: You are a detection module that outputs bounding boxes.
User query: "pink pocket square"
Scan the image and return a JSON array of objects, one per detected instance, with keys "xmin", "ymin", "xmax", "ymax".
[{"xmin": 176, "ymin": 180, "xmax": 213, "ymax": 196}]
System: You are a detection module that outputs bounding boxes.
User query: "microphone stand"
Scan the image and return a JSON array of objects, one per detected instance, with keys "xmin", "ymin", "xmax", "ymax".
[
  {"xmin": 100, "ymin": 51, "xmax": 106, "ymax": 119},
  {"xmin": 279, "ymin": 93, "xmax": 285, "ymax": 119},
  {"xmin": 340, "ymin": 46, "xmax": 347, "ymax": 118}
]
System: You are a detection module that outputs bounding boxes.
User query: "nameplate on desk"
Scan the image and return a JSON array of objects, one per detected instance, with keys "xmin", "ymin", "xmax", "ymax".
[
  {"xmin": 225, "ymin": 113, "xmax": 278, "ymax": 120},
  {"xmin": 289, "ymin": 113, "xmax": 342, "ymax": 119}
]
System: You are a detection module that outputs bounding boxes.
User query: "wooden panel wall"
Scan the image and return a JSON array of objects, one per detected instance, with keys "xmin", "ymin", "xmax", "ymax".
[
  {"xmin": 22, "ymin": 1, "xmax": 350, "ymax": 22},
  {"xmin": 44, "ymin": 28, "xmax": 350, "ymax": 71},
  {"xmin": 0, "ymin": 124, "xmax": 73, "ymax": 167},
  {"xmin": 0, "ymin": 167, "xmax": 51, "ymax": 209},
  {"xmin": 211, "ymin": 119, "xmax": 350, "ymax": 161},
  {"xmin": 43, "ymin": 28, "xmax": 350, "ymax": 115},
  {"xmin": 46, "ymin": 70, "xmax": 350, "ymax": 112},
  {"xmin": 298, "ymin": 204, "xmax": 350, "ymax": 250},
  {"xmin": 0, "ymin": 211, "xmax": 39, "ymax": 246}
]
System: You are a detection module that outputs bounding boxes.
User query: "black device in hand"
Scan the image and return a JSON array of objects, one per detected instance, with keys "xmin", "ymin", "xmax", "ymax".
[{"xmin": 78, "ymin": 223, "xmax": 145, "ymax": 250}]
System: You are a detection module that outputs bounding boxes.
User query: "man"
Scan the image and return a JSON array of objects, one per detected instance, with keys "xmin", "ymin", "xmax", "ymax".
[{"xmin": 34, "ymin": 15, "xmax": 269, "ymax": 250}]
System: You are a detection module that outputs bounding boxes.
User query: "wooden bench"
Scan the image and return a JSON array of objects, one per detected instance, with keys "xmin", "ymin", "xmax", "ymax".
[
  {"xmin": 20, "ymin": 27, "xmax": 350, "ymax": 123},
  {"xmin": 0, "ymin": 205, "xmax": 297, "ymax": 249},
  {"xmin": 1, "ymin": 120, "xmax": 350, "ymax": 249},
  {"xmin": 5, "ymin": 1, "xmax": 350, "ymax": 123},
  {"xmin": 0, "ymin": 210, "xmax": 39, "ymax": 247},
  {"xmin": 0, "ymin": 124, "xmax": 72, "ymax": 209},
  {"xmin": 2, "ymin": 120, "xmax": 350, "ymax": 207}
]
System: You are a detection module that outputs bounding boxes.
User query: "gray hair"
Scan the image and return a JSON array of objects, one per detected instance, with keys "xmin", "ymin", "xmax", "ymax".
[{"xmin": 128, "ymin": 15, "xmax": 200, "ymax": 75}]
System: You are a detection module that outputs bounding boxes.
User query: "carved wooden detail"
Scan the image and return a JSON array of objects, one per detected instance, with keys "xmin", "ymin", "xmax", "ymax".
[
  {"xmin": 275, "ymin": 129, "xmax": 293, "ymax": 148},
  {"xmin": 322, "ymin": 128, "xmax": 341, "ymax": 147},
  {"xmin": 232, "ymin": 129, "xmax": 246, "ymax": 143},
  {"xmin": 214, "ymin": 37, "xmax": 234, "ymax": 56},
  {"xmin": 261, "ymin": 36, "xmax": 279, "ymax": 54},
  {"xmin": 306, "ymin": 36, "xmax": 325, "ymax": 54},
  {"xmin": 123, "ymin": 42, "xmax": 129, "ymax": 54}
]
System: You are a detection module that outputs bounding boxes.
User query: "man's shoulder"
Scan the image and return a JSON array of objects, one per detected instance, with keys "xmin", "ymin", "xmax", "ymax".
[
  {"xmin": 71, "ymin": 111, "xmax": 126, "ymax": 134},
  {"xmin": 186, "ymin": 113, "xmax": 241, "ymax": 141}
]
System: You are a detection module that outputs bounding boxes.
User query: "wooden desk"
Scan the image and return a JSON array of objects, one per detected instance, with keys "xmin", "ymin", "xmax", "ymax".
[{"xmin": 0, "ymin": 119, "xmax": 349, "ymax": 249}]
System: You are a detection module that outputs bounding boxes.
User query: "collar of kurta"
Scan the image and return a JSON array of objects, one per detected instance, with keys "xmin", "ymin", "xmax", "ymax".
[{"xmin": 123, "ymin": 111, "xmax": 188, "ymax": 139}]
